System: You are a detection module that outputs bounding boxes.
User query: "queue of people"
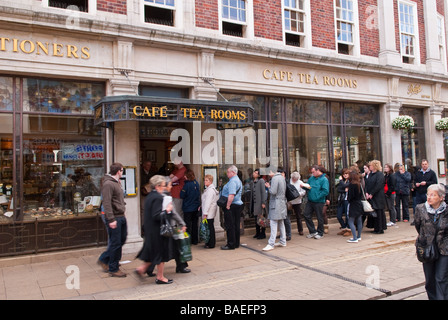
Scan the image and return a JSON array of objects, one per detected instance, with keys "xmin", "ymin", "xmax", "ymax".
[{"xmin": 98, "ymin": 158, "xmax": 448, "ymax": 299}]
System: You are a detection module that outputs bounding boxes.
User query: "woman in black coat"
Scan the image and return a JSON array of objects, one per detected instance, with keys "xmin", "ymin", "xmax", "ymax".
[
  {"xmin": 346, "ymin": 170, "xmax": 364, "ymax": 243},
  {"xmin": 135, "ymin": 175, "xmax": 174, "ymax": 284},
  {"xmin": 365, "ymin": 160, "xmax": 387, "ymax": 234}
]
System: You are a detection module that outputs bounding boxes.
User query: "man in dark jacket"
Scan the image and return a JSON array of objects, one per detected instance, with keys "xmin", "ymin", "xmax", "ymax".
[
  {"xmin": 98, "ymin": 163, "xmax": 127, "ymax": 277},
  {"xmin": 394, "ymin": 164, "xmax": 411, "ymax": 221},
  {"xmin": 415, "ymin": 159, "xmax": 438, "ymax": 205}
]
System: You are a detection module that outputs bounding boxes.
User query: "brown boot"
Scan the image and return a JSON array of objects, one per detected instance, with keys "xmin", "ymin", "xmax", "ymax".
[{"xmin": 109, "ymin": 269, "xmax": 127, "ymax": 277}]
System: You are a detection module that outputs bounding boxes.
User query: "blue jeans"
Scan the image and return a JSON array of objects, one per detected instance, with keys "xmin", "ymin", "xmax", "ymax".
[
  {"xmin": 348, "ymin": 215, "xmax": 363, "ymax": 240},
  {"xmin": 99, "ymin": 216, "xmax": 127, "ymax": 272},
  {"xmin": 337, "ymin": 200, "xmax": 348, "ymax": 228}
]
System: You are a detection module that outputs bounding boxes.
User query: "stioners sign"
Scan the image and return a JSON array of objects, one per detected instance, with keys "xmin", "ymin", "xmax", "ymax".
[{"xmin": 94, "ymin": 95, "xmax": 254, "ymax": 127}]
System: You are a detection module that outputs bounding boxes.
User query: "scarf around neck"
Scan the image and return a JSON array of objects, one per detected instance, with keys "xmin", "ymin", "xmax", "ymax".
[{"xmin": 425, "ymin": 201, "xmax": 447, "ymax": 218}]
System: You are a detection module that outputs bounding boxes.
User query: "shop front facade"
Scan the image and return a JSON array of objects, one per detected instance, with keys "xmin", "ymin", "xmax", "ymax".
[{"xmin": 1, "ymin": 1, "xmax": 448, "ymax": 256}]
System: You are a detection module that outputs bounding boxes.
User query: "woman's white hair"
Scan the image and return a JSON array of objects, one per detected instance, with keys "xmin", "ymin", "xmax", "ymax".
[
  {"xmin": 427, "ymin": 184, "xmax": 446, "ymax": 199},
  {"xmin": 291, "ymin": 171, "xmax": 301, "ymax": 180}
]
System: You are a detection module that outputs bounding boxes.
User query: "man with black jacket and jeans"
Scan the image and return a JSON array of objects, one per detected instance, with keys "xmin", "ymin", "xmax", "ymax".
[
  {"xmin": 415, "ymin": 159, "xmax": 438, "ymax": 206},
  {"xmin": 98, "ymin": 163, "xmax": 127, "ymax": 277}
]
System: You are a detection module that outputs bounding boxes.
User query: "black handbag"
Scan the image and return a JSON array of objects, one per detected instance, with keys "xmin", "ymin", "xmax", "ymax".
[
  {"xmin": 416, "ymin": 217, "xmax": 441, "ymax": 263},
  {"xmin": 285, "ymin": 182, "xmax": 300, "ymax": 202},
  {"xmin": 160, "ymin": 211, "xmax": 174, "ymax": 238},
  {"xmin": 217, "ymin": 185, "xmax": 241, "ymax": 208}
]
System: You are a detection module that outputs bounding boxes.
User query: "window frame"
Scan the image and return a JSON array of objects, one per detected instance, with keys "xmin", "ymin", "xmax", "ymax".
[
  {"xmin": 398, "ymin": 0, "xmax": 420, "ymax": 64},
  {"xmin": 42, "ymin": 0, "xmax": 97, "ymax": 15},
  {"xmin": 334, "ymin": 0, "xmax": 360, "ymax": 56},
  {"xmin": 283, "ymin": 0, "xmax": 311, "ymax": 48},
  {"xmin": 142, "ymin": 0, "xmax": 183, "ymax": 27},
  {"xmin": 219, "ymin": 0, "xmax": 254, "ymax": 38}
]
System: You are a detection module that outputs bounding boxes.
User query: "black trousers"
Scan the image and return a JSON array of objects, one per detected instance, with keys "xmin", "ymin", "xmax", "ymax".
[
  {"xmin": 205, "ymin": 218, "xmax": 216, "ymax": 248},
  {"xmin": 224, "ymin": 204, "xmax": 243, "ymax": 249},
  {"xmin": 423, "ymin": 255, "xmax": 448, "ymax": 300},
  {"xmin": 184, "ymin": 210, "xmax": 199, "ymax": 245}
]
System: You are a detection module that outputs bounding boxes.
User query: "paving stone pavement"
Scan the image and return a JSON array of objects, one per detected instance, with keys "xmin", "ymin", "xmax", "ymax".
[{"xmin": 0, "ymin": 219, "xmax": 429, "ymax": 300}]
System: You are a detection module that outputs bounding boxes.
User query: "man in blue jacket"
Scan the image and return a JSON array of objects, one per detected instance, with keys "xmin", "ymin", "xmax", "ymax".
[{"xmin": 303, "ymin": 165, "xmax": 329, "ymax": 239}]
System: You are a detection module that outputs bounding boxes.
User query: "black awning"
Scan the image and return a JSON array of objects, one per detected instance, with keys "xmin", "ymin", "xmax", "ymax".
[{"xmin": 94, "ymin": 95, "xmax": 254, "ymax": 128}]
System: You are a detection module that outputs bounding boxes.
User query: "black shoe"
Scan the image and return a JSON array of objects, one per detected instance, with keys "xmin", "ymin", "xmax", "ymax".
[
  {"xmin": 156, "ymin": 278, "xmax": 173, "ymax": 284},
  {"xmin": 176, "ymin": 268, "xmax": 191, "ymax": 274},
  {"xmin": 253, "ymin": 234, "xmax": 260, "ymax": 238},
  {"xmin": 257, "ymin": 234, "xmax": 266, "ymax": 239},
  {"xmin": 221, "ymin": 245, "xmax": 234, "ymax": 250}
]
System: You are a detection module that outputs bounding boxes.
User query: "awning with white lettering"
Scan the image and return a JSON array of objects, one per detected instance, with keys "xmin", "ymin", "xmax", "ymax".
[{"xmin": 94, "ymin": 95, "xmax": 254, "ymax": 128}]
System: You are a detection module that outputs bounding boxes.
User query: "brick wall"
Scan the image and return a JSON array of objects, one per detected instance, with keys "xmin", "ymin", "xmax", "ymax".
[
  {"xmin": 359, "ymin": 0, "xmax": 380, "ymax": 57},
  {"xmin": 195, "ymin": 0, "xmax": 219, "ymax": 30},
  {"xmin": 253, "ymin": 0, "xmax": 282, "ymax": 41},
  {"xmin": 97, "ymin": 0, "xmax": 126, "ymax": 15},
  {"xmin": 311, "ymin": 1, "xmax": 335, "ymax": 50},
  {"xmin": 437, "ymin": 0, "xmax": 445, "ymax": 15}
]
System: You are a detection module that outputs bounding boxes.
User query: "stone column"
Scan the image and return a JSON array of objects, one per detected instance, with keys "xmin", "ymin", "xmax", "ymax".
[
  {"xmin": 382, "ymin": 77, "xmax": 403, "ymax": 165},
  {"xmin": 108, "ymin": 40, "xmax": 142, "ymax": 254},
  {"xmin": 382, "ymin": 101, "xmax": 403, "ymax": 165},
  {"xmin": 423, "ymin": 0, "xmax": 445, "ymax": 73},
  {"xmin": 378, "ymin": 0, "xmax": 402, "ymax": 67},
  {"xmin": 426, "ymin": 83, "xmax": 446, "ymax": 183},
  {"xmin": 192, "ymin": 50, "xmax": 225, "ymax": 242}
]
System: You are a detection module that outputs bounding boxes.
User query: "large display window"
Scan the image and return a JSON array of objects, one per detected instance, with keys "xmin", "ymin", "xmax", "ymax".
[
  {"xmin": 220, "ymin": 93, "xmax": 381, "ymax": 217},
  {"xmin": 22, "ymin": 115, "xmax": 103, "ymax": 221},
  {"xmin": 0, "ymin": 75, "xmax": 106, "ymax": 256}
]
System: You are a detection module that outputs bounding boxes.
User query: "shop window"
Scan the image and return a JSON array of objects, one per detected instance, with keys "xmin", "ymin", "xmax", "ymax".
[
  {"xmin": 22, "ymin": 115, "xmax": 104, "ymax": 221},
  {"xmin": 286, "ymin": 99, "xmax": 328, "ymax": 123},
  {"xmin": 0, "ymin": 115, "xmax": 13, "ymax": 225},
  {"xmin": 400, "ymin": 107, "xmax": 426, "ymax": 167},
  {"xmin": 287, "ymin": 124, "xmax": 329, "ymax": 178},
  {"xmin": 23, "ymin": 78, "xmax": 104, "ymax": 115},
  {"xmin": 0, "ymin": 77, "xmax": 13, "ymax": 112},
  {"xmin": 220, "ymin": 93, "xmax": 266, "ymax": 121},
  {"xmin": 344, "ymin": 104, "xmax": 379, "ymax": 125},
  {"xmin": 49, "ymin": 0, "xmax": 88, "ymax": 12},
  {"xmin": 144, "ymin": 0, "xmax": 175, "ymax": 26}
]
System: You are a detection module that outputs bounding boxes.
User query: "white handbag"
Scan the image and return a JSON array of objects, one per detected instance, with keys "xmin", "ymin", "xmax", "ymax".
[{"xmin": 361, "ymin": 185, "xmax": 374, "ymax": 213}]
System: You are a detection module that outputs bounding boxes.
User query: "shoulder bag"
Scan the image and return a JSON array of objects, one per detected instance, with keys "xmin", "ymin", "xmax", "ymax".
[
  {"xmin": 217, "ymin": 185, "xmax": 241, "ymax": 208},
  {"xmin": 360, "ymin": 184, "xmax": 376, "ymax": 216}
]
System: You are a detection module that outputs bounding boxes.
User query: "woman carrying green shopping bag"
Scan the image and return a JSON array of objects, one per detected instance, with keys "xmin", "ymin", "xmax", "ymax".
[{"xmin": 200, "ymin": 174, "xmax": 219, "ymax": 248}]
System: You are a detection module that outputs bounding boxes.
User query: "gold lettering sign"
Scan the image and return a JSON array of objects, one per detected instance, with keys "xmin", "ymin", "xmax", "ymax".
[
  {"xmin": 262, "ymin": 69, "xmax": 358, "ymax": 89},
  {"xmin": 407, "ymin": 84, "xmax": 422, "ymax": 96},
  {"xmin": 132, "ymin": 104, "xmax": 247, "ymax": 122},
  {"xmin": 0, "ymin": 37, "xmax": 90, "ymax": 59}
]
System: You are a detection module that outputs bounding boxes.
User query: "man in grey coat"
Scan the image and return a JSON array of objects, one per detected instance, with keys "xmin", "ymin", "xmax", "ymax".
[
  {"xmin": 251, "ymin": 168, "xmax": 268, "ymax": 239},
  {"xmin": 263, "ymin": 168, "xmax": 287, "ymax": 251}
]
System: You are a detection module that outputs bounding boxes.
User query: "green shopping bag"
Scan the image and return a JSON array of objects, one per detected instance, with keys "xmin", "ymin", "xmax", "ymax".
[
  {"xmin": 176, "ymin": 231, "xmax": 193, "ymax": 263},
  {"xmin": 199, "ymin": 218, "xmax": 210, "ymax": 243}
]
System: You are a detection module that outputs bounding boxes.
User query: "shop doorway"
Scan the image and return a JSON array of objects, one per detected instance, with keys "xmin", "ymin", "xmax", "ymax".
[{"xmin": 139, "ymin": 122, "xmax": 185, "ymax": 182}]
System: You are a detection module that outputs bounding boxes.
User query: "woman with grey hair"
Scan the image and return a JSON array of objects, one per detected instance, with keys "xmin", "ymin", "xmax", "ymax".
[
  {"xmin": 415, "ymin": 183, "xmax": 448, "ymax": 299},
  {"xmin": 289, "ymin": 171, "xmax": 307, "ymax": 236},
  {"xmin": 135, "ymin": 175, "xmax": 174, "ymax": 284}
]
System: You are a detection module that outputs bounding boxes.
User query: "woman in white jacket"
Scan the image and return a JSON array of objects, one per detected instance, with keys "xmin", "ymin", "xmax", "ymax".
[{"xmin": 201, "ymin": 174, "xmax": 219, "ymax": 248}]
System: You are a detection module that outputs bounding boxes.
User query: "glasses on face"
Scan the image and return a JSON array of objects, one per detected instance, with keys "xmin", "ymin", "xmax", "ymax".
[{"xmin": 426, "ymin": 193, "xmax": 439, "ymax": 198}]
